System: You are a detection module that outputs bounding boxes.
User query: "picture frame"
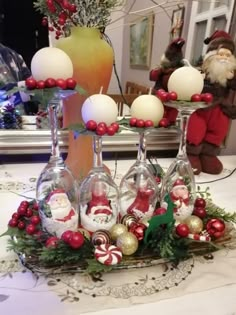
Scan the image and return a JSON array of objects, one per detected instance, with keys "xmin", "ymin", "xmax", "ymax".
[
  {"xmin": 170, "ymin": 6, "xmax": 185, "ymax": 40},
  {"xmin": 129, "ymin": 14, "xmax": 154, "ymax": 69}
]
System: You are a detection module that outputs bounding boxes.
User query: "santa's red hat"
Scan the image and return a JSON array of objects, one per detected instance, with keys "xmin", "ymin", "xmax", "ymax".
[
  {"xmin": 172, "ymin": 179, "xmax": 186, "ymax": 189},
  {"xmin": 204, "ymin": 30, "xmax": 235, "ymax": 60}
]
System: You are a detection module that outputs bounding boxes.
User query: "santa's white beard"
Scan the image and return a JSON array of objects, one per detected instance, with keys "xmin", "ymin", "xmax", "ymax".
[{"xmin": 203, "ymin": 55, "xmax": 236, "ymax": 86}]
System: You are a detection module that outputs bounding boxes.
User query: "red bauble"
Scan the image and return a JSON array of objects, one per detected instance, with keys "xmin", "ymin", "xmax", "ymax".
[
  {"xmin": 106, "ymin": 125, "xmax": 116, "ymax": 136},
  {"xmin": 144, "ymin": 120, "xmax": 154, "ymax": 128},
  {"xmin": 30, "ymin": 215, "xmax": 41, "ymax": 225},
  {"xmin": 193, "ymin": 207, "xmax": 207, "ymax": 219},
  {"xmin": 158, "ymin": 118, "xmax": 169, "ymax": 128},
  {"xmin": 96, "ymin": 125, "xmax": 106, "ymax": 136},
  {"xmin": 46, "ymin": 236, "xmax": 59, "ymax": 248},
  {"xmin": 68, "ymin": 231, "xmax": 85, "ymax": 249},
  {"xmin": 206, "ymin": 218, "xmax": 225, "ymax": 239},
  {"xmin": 66, "ymin": 78, "xmax": 77, "ymax": 89},
  {"xmin": 194, "ymin": 197, "xmax": 206, "ymax": 208},
  {"xmin": 26, "ymin": 224, "xmax": 37, "ymax": 235},
  {"xmin": 136, "ymin": 119, "xmax": 145, "ymax": 128},
  {"xmin": 153, "ymin": 207, "xmax": 166, "ymax": 216},
  {"xmin": 111, "ymin": 122, "xmax": 119, "ymax": 132},
  {"xmin": 36, "ymin": 80, "xmax": 45, "ymax": 89},
  {"xmin": 129, "ymin": 223, "xmax": 146, "ymax": 241},
  {"xmin": 129, "ymin": 117, "xmax": 137, "ymax": 127},
  {"xmin": 25, "ymin": 77, "xmax": 37, "ymax": 90},
  {"xmin": 176, "ymin": 223, "xmax": 190, "ymax": 237},
  {"xmin": 201, "ymin": 93, "xmax": 213, "ymax": 103},
  {"xmin": 191, "ymin": 94, "xmax": 202, "ymax": 102},
  {"xmin": 61, "ymin": 230, "xmax": 73, "ymax": 243}
]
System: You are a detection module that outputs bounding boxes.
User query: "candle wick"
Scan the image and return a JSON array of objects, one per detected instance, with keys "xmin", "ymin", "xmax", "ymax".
[
  {"xmin": 148, "ymin": 87, "xmax": 152, "ymax": 95},
  {"xmin": 99, "ymin": 86, "xmax": 103, "ymax": 94}
]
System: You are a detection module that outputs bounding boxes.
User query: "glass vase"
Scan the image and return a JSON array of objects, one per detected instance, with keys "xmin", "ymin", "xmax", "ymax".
[
  {"xmin": 79, "ymin": 135, "xmax": 119, "ymax": 233},
  {"xmin": 36, "ymin": 94, "xmax": 78, "ymax": 238},
  {"xmin": 119, "ymin": 130, "xmax": 159, "ymax": 221},
  {"xmin": 56, "ymin": 27, "xmax": 114, "ymax": 180}
]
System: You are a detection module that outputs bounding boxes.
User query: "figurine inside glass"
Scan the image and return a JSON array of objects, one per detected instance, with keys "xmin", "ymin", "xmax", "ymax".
[
  {"xmin": 160, "ymin": 103, "xmax": 202, "ymax": 222},
  {"xmin": 79, "ymin": 135, "xmax": 119, "ymax": 233},
  {"xmin": 36, "ymin": 94, "xmax": 78, "ymax": 238},
  {"xmin": 119, "ymin": 130, "xmax": 159, "ymax": 221}
]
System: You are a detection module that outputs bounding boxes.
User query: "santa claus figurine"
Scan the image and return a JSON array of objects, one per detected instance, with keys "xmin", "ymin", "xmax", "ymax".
[
  {"xmin": 40, "ymin": 189, "xmax": 78, "ymax": 237},
  {"xmin": 187, "ymin": 30, "xmax": 236, "ymax": 174},
  {"xmin": 169, "ymin": 179, "xmax": 193, "ymax": 221}
]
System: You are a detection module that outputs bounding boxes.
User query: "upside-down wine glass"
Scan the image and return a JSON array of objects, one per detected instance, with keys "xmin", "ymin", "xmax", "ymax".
[
  {"xmin": 79, "ymin": 134, "xmax": 119, "ymax": 233},
  {"xmin": 36, "ymin": 92, "xmax": 79, "ymax": 238},
  {"xmin": 119, "ymin": 129, "xmax": 159, "ymax": 222}
]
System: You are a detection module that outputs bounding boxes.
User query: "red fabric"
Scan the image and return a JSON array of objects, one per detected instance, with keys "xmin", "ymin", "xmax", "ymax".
[{"xmin": 187, "ymin": 105, "xmax": 230, "ymax": 146}]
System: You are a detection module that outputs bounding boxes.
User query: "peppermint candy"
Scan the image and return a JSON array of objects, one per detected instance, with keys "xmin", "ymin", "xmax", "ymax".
[
  {"xmin": 188, "ymin": 232, "xmax": 211, "ymax": 242},
  {"xmin": 94, "ymin": 244, "xmax": 122, "ymax": 265}
]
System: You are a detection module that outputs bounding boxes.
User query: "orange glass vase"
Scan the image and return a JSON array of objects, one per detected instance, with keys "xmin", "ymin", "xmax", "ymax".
[{"xmin": 56, "ymin": 27, "xmax": 114, "ymax": 180}]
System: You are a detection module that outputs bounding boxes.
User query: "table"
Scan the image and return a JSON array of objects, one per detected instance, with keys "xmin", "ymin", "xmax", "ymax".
[{"xmin": 0, "ymin": 156, "xmax": 236, "ymax": 315}]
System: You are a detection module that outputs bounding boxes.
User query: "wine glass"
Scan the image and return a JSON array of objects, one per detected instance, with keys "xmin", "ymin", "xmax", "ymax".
[
  {"xmin": 119, "ymin": 129, "xmax": 159, "ymax": 221},
  {"xmin": 160, "ymin": 101, "xmax": 206, "ymax": 222},
  {"xmin": 36, "ymin": 91, "xmax": 79, "ymax": 238},
  {"xmin": 79, "ymin": 135, "xmax": 119, "ymax": 233}
]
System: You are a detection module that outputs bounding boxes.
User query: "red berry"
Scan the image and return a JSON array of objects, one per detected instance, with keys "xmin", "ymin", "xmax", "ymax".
[
  {"xmin": 56, "ymin": 78, "xmax": 67, "ymax": 89},
  {"xmin": 25, "ymin": 77, "xmax": 37, "ymax": 90},
  {"xmin": 144, "ymin": 120, "xmax": 154, "ymax": 127},
  {"xmin": 194, "ymin": 197, "xmax": 206, "ymax": 208},
  {"xmin": 26, "ymin": 224, "xmax": 37, "ymax": 235},
  {"xmin": 193, "ymin": 207, "xmax": 207, "ymax": 219},
  {"xmin": 202, "ymin": 93, "xmax": 213, "ymax": 103},
  {"xmin": 168, "ymin": 91, "xmax": 178, "ymax": 101},
  {"xmin": 97, "ymin": 122, "xmax": 107, "ymax": 130},
  {"xmin": 106, "ymin": 125, "xmax": 116, "ymax": 136},
  {"xmin": 129, "ymin": 117, "xmax": 137, "ymax": 127},
  {"xmin": 61, "ymin": 230, "xmax": 73, "ymax": 244},
  {"xmin": 32, "ymin": 203, "xmax": 39, "ymax": 211},
  {"xmin": 96, "ymin": 125, "xmax": 106, "ymax": 136},
  {"xmin": 158, "ymin": 91, "xmax": 170, "ymax": 102},
  {"xmin": 46, "ymin": 236, "xmax": 59, "ymax": 248},
  {"xmin": 86, "ymin": 120, "xmax": 97, "ymax": 131},
  {"xmin": 158, "ymin": 118, "xmax": 169, "ymax": 128},
  {"xmin": 111, "ymin": 122, "xmax": 119, "ymax": 132},
  {"xmin": 17, "ymin": 221, "xmax": 25, "ymax": 230},
  {"xmin": 68, "ymin": 232, "xmax": 84, "ymax": 249},
  {"xmin": 25, "ymin": 208, "xmax": 33, "ymax": 218},
  {"xmin": 156, "ymin": 89, "xmax": 165, "ymax": 98},
  {"xmin": 45, "ymin": 78, "xmax": 56, "ymax": 88},
  {"xmin": 136, "ymin": 119, "xmax": 145, "ymax": 128},
  {"xmin": 66, "ymin": 78, "xmax": 77, "ymax": 89},
  {"xmin": 17, "ymin": 206, "xmax": 27, "ymax": 216},
  {"xmin": 153, "ymin": 207, "xmax": 166, "ymax": 216},
  {"xmin": 176, "ymin": 223, "xmax": 190, "ymax": 237},
  {"xmin": 20, "ymin": 200, "xmax": 29, "ymax": 208},
  {"xmin": 12, "ymin": 212, "xmax": 20, "ymax": 220},
  {"xmin": 191, "ymin": 94, "xmax": 202, "ymax": 102},
  {"xmin": 30, "ymin": 215, "xmax": 41, "ymax": 225},
  {"xmin": 36, "ymin": 80, "xmax": 45, "ymax": 89},
  {"xmin": 8, "ymin": 218, "xmax": 18, "ymax": 227}
]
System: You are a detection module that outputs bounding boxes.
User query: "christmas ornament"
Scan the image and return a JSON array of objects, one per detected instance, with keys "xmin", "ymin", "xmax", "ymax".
[
  {"xmin": 68, "ymin": 231, "xmax": 84, "ymax": 249},
  {"xmin": 206, "ymin": 218, "xmax": 225, "ymax": 239},
  {"xmin": 194, "ymin": 197, "xmax": 206, "ymax": 208},
  {"xmin": 130, "ymin": 94, "xmax": 164, "ymax": 126},
  {"xmin": 116, "ymin": 232, "xmax": 139, "ymax": 256},
  {"xmin": 109, "ymin": 224, "xmax": 128, "ymax": 242},
  {"xmin": 91, "ymin": 229, "xmax": 112, "ymax": 246},
  {"xmin": 129, "ymin": 223, "xmax": 147, "ymax": 241},
  {"xmin": 175, "ymin": 223, "xmax": 190, "ymax": 237},
  {"xmin": 188, "ymin": 233, "xmax": 211, "ymax": 242},
  {"xmin": 77, "ymin": 228, "xmax": 91, "ymax": 240},
  {"xmin": 185, "ymin": 215, "xmax": 203, "ymax": 234},
  {"xmin": 94, "ymin": 244, "xmax": 122, "ymax": 265},
  {"xmin": 167, "ymin": 61, "xmax": 204, "ymax": 101},
  {"xmin": 31, "ymin": 47, "xmax": 73, "ymax": 81},
  {"xmin": 193, "ymin": 207, "xmax": 207, "ymax": 219},
  {"xmin": 81, "ymin": 94, "xmax": 118, "ymax": 125},
  {"xmin": 120, "ymin": 214, "xmax": 138, "ymax": 228}
]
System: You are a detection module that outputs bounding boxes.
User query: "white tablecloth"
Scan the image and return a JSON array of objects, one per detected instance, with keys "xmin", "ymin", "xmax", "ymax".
[{"xmin": 0, "ymin": 156, "xmax": 236, "ymax": 315}]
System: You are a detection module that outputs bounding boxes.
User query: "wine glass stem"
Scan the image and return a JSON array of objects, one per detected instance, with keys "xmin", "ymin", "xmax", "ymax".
[
  {"xmin": 93, "ymin": 135, "xmax": 103, "ymax": 169},
  {"xmin": 137, "ymin": 132, "xmax": 147, "ymax": 162},
  {"xmin": 48, "ymin": 99, "xmax": 61, "ymax": 159},
  {"xmin": 177, "ymin": 112, "xmax": 189, "ymax": 160}
]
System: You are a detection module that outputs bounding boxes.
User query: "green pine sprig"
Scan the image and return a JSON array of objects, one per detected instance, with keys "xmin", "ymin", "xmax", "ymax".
[{"xmin": 205, "ymin": 202, "xmax": 236, "ymax": 223}]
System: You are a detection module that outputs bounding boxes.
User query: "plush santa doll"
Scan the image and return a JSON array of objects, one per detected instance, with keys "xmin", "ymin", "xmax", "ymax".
[
  {"xmin": 150, "ymin": 38, "xmax": 185, "ymax": 123},
  {"xmin": 40, "ymin": 189, "xmax": 78, "ymax": 237},
  {"xmin": 187, "ymin": 30, "xmax": 236, "ymax": 174}
]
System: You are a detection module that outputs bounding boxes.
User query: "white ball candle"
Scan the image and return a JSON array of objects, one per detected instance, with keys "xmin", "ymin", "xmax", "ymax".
[
  {"xmin": 31, "ymin": 47, "xmax": 73, "ymax": 80},
  {"xmin": 81, "ymin": 94, "xmax": 118, "ymax": 125},
  {"xmin": 130, "ymin": 94, "xmax": 164, "ymax": 126},
  {"xmin": 167, "ymin": 66, "xmax": 204, "ymax": 101}
]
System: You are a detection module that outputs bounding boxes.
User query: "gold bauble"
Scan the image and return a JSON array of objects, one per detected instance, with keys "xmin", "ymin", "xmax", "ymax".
[
  {"xmin": 116, "ymin": 232, "xmax": 139, "ymax": 256},
  {"xmin": 185, "ymin": 215, "xmax": 203, "ymax": 234},
  {"xmin": 110, "ymin": 224, "xmax": 128, "ymax": 241},
  {"xmin": 77, "ymin": 228, "xmax": 91, "ymax": 240}
]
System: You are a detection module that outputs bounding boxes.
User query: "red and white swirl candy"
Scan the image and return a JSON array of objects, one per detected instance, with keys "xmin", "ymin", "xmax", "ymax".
[{"xmin": 94, "ymin": 244, "xmax": 122, "ymax": 265}]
